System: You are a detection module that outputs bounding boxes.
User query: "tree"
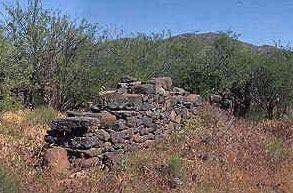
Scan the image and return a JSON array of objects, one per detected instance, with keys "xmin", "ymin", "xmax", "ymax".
[
  {"xmin": 2, "ymin": 0, "xmax": 100, "ymax": 110},
  {"xmin": 250, "ymin": 50, "xmax": 293, "ymax": 119}
]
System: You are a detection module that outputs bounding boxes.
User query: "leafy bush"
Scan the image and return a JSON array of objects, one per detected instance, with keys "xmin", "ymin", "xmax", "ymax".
[
  {"xmin": 25, "ymin": 106, "xmax": 57, "ymax": 124},
  {"xmin": 0, "ymin": 166, "xmax": 19, "ymax": 193}
]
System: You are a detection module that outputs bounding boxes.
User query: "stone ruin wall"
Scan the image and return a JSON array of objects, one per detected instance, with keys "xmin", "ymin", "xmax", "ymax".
[{"xmin": 44, "ymin": 76, "xmax": 202, "ymax": 169}]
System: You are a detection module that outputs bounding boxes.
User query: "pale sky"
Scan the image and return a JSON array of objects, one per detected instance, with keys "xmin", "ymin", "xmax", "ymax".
[{"xmin": 2, "ymin": 0, "xmax": 293, "ymax": 46}]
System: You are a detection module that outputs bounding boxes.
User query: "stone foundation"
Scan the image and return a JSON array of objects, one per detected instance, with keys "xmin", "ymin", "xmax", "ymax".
[{"xmin": 44, "ymin": 76, "xmax": 202, "ymax": 169}]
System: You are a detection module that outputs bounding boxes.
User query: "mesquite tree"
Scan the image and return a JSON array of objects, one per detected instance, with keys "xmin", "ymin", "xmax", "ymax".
[{"xmin": 2, "ymin": 0, "xmax": 100, "ymax": 110}]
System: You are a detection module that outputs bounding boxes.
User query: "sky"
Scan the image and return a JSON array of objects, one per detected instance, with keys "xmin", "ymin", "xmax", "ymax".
[{"xmin": 1, "ymin": 0, "xmax": 293, "ymax": 46}]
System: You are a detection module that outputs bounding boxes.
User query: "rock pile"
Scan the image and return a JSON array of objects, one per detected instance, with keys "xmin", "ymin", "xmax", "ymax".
[{"xmin": 44, "ymin": 76, "xmax": 202, "ymax": 169}]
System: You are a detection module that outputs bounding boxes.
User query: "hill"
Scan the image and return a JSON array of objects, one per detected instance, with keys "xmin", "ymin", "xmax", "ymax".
[
  {"xmin": 91, "ymin": 32, "xmax": 279, "ymax": 91},
  {"xmin": 169, "ymin": 33, "xmax": 276, "ymax": 53}
]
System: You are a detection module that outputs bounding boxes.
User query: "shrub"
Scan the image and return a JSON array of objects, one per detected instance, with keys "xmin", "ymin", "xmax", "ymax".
[
  {"xmin": 282, "ymin": 113, "xmax": 293, "ymax": 121},
  {"xmin": 25, "ymin": 106, "xmax": 57, "ymax": 124},
  {"xmin": 266, "ymin": 139, "xmax": 290, "ymax": 158},
  {"xmin": 0, "ymin": 166, "xmax": 19, "ymax": 193},
  {"xmin": 0, "ymin": 124, "xmax": 22, "ymax": 139},
  {"xmin": 0, "ymin": 95, "xmax": 21, "ymax": 112}
]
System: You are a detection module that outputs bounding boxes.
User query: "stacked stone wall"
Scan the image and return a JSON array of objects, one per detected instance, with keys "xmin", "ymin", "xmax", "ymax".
[{"xmin": 44, "ymin": 76, "xmax": 202, "ymax": 168}]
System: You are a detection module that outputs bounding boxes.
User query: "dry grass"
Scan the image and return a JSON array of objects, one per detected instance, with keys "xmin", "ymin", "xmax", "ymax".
[{"xmin": 0, "ymin": 106, "xmax": 293, "ymax": 193}]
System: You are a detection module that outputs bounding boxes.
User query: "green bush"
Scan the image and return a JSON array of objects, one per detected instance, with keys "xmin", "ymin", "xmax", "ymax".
[
  {"xmin": 0, "ymin": 166, "xmax": 19, "ymax": 193},
  {"xmin": 0, "ymin": 95, "xmax": 21, "ymax": 112},
  {"xmin": 25, "ymin": 106, "xmax": 57, "ymax": 124}
]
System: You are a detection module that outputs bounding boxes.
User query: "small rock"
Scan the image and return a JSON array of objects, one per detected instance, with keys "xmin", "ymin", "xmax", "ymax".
[
  {"xmin": 73, "ymin": 157, "xmax": 100, "ymax": 169},
  {"xmin": 70, "ymin": 170, "xmax": 90, "ymax": 179},
  {"xmin": 169, "ymin": 177, "xmax": 184, "ymax": 189},
  {"xmin": 170, "ymin": 111, "xmax": 176, "ymax": 122},
  {"xmin": 133, "ymin": 134, "xmax": 148, "ymax": 143},
  {"xmin": 201, "ymin": 153, "xmax": 225, "ymax": 163},
  {"xmin": 102, "ymin": 152, "xmax": 124, "ymax": 170},
  {"xmin": 50, "ymin": 117, "xmax": 100, "ymax": 134},
  {"xmin": 272, "ymin": 184, "xmax": 282, "ymax": 193},
  {"xmin": 173, "ymin": 87, "xmax": 189, "ymax": 95},
  {"xmin": 121, "ymin": 76, "xmax": 138, "ymax": 83}
]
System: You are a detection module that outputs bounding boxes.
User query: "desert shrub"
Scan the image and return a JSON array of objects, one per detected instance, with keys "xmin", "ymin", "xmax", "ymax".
[
  {"xmin": 282, "ymin": 114, "xmax": 293, "ymax": 121},
  {"xmin": 247, "ymin": 108, "xmax": 266, "ymax": 121},
  {"xmin": 25, "ymin": 106, "xmax": 57, "ymax": 124},
  {"xmin": 0, "ymin": 124, "xmax": 22, "ymax": 139},
  {"xmin": 265, "ymin": 139, "xmax": 290, "ymax": 158},
  {"xmin": 0, "ymin": 166, "xmax": 19, "ymax": 193},
  {"xmin": 193, "ymin": 182, "xmax": 211, "ymax": 193}
]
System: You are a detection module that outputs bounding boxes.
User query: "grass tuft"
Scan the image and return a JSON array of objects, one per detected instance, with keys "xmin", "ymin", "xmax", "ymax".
[
  {"xmin": 168, "ymin": 156, "xmax": 182, "ymax": 178},
  {"xmin": 25, "ymin": 106, "xmax": 57, "ymax": 124},
  {"xmin": 0, "ymin": 165, "xmax": 19, "ymax": 193},
  {"xmin": 0, "ymin": 124, "xmax": 22, "ymax": 139},
  {"xmin": 265, "ymin": 138, "xmax": 290, "ymax": 158}
]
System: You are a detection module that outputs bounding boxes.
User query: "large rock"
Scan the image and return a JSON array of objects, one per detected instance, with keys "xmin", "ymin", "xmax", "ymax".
[
  {"xmin": 130, "ymin": 84, "xmax": 156, "ymax": 94},
  {"xmin": 110, "ymin": 120, "xmax": 128, "ymax": 131},
  {"xmin": 51, "ymin": 117, "xmax": 100, "ymax": 134},
  {"xmin": 123, "ymin": 94, "xmax": 143, "ymax": 105},
  {"xmin": 146, "ymin": 77, "xmax": 172, "ymax": 91},
  {"xmin": 67, "ymin": 111, "xmax": 117, "ymax": 128},
  {"xmin": 137, "ymin": 103, "xmax": 156, "ymax": 111},
  {"xmin": 186, "ymin": 94, "xmax": 203, "ymax": 106},
  {"xmin": 209, "ymin": 94, "xmax": 222, "ymax": 104},
  {"xmin": 121, "ymin": 76, "xmax": 138, "ymax": 83},
  {"xmin": 110, "ymin": 111, "xmax": 138, "ymax": 119},
  {"xmin": 96, "ymin": 129, "xmax": 111, "ymax": 141},
  {"xmin": 111, "ymin": 131, "xmax": 128, "ymax": 144},
  {"xmin": 172, "ymin": 87, "xmax": 189, "ymax": 95},
  {"xmin": 44, "ymin": 147, "xmax": 70, "ymax": 173},
  {"xmin": 97, "ymin": 90, "xmax": 122, "ymax": 106},
  {"xmin": 69, "ymin": 136, "xmax": 104, "ymax": 149},
  {"xmin": 97, "ymin": 93, "xmax": 143, "ymax": 110},
  {"xmin": 171, "ymin": 95, "xmax": 187, "ymax": 106}
]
